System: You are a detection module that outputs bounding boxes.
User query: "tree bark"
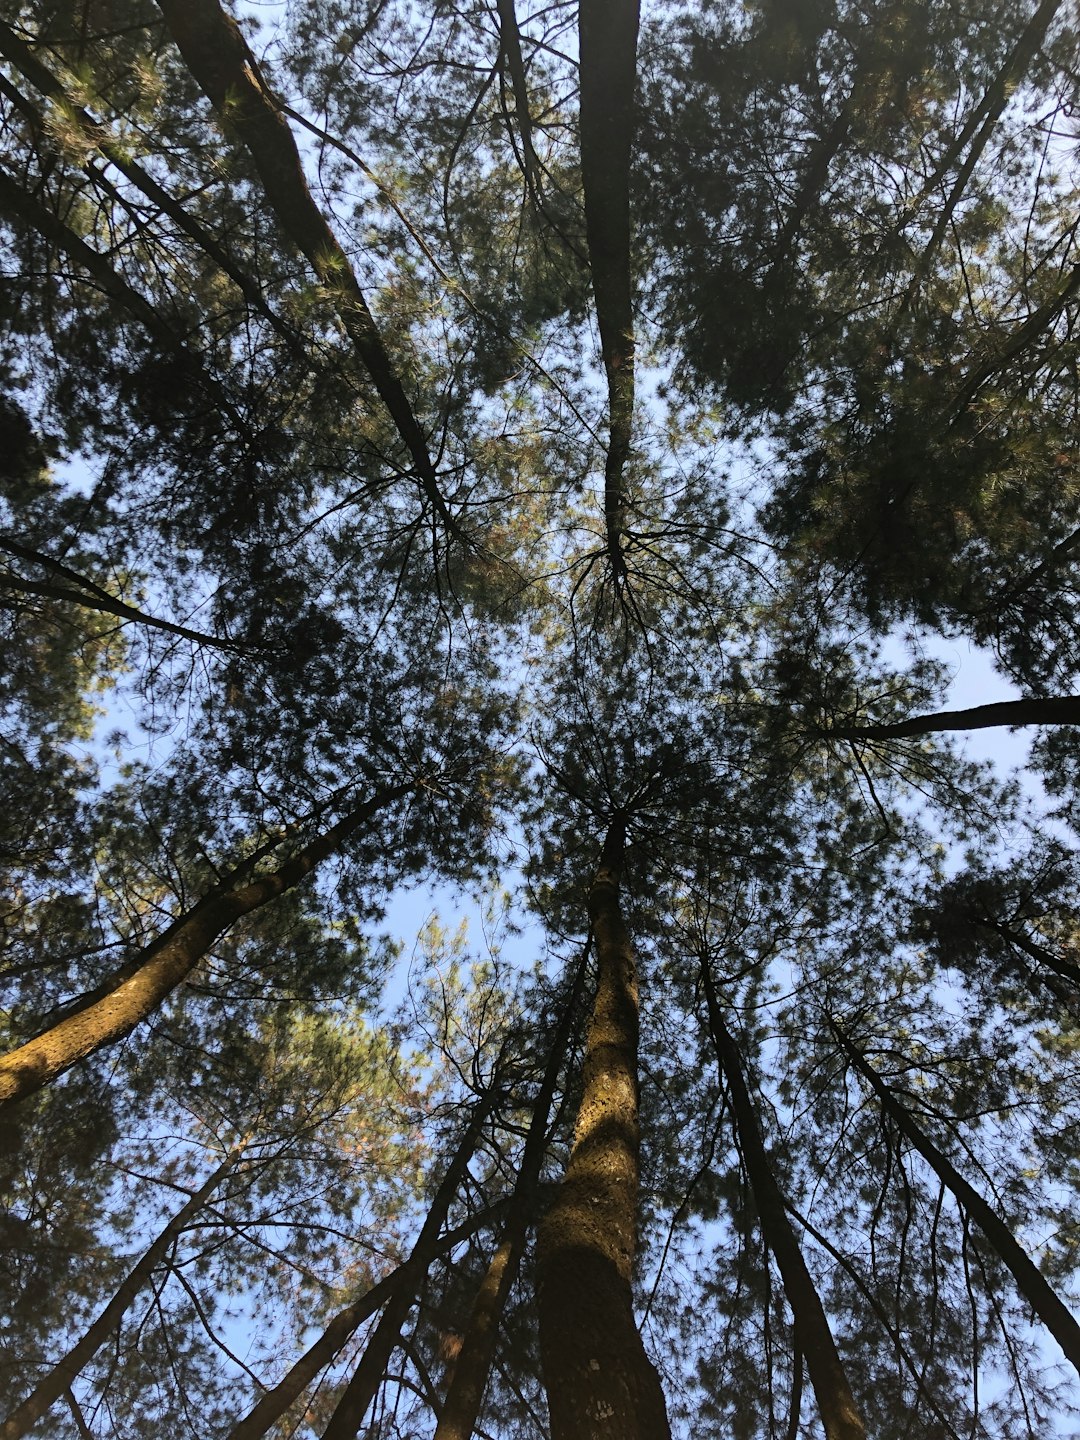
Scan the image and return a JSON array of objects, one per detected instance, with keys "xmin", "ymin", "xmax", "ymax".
[
  {"xmin": 578, "ymin": 0, "xmax": 639, "ymax": 580},
  {"xmin": 320, "ymin": 1101, "xmax": 493, "ymax": 1440},
  {"xmin": 703, "ymin": 969, "xmax": 866, "ymax": 1440},
  {"xmin": 495, "ymin": 0, "xmax": 543, "ymax": 209},
  {"xmin": 434, "ymin": 950, "xmax": 588, "ymax": 1440},
  {"xmin": 839, "ymin": 1029, "xmax": 1080, "ymax": 1379},
  {"xmin": 0, "ymin": 786, "xmax": 408, "ymax": 1108},
  {"xmin": 829, "ymin": 694, "xmax": 1080, "ymax": 740},
  {"xmin": 535, "ymin": 819, "xmax": 670, "ymax": 1440},
  {"xmin": 1, "ymin": 1147, "xmax": 242, "ymax": 1440}
]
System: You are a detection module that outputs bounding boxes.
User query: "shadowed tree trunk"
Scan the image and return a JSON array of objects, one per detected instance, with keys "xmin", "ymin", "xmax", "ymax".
[
  {"xmin": 828, "ymin": 694, "xmax": 1080, "ymax": 740},
  {"xmin": 702, "ymin": 965, "xmax": 866, "ymax": 1440},
  {"xmin": 434, "ymin": 949, "xmax": 588, "ymax": 1440},
  {"xmin": 0, "ymin": 785, "xmax": 408, "ymax": 1108},
  {"xmin": 839, "ymin": 1027, "xmax": 1080, "ymax": 1378},
  {"xmin": 534, "ymin": 818, "xmax": 670, "ymax": 1440},
  {"xmin": 0, "ymin": 18, "xmax": 295, "ymax": 346},
  {"xmin": 578, "ymin": 0, "xmax": 639, "ymax": 580},
  {"xmin": 320, "ymin": 1099, "xmax": 494, "ymax": 1440},
  {"xmin": 1, "ymin": 1147, "xmax": 243, "ymax": 1440},
  {"xmin": 227, "ymin": 1205, "xmax": 503, "ymax": 1440},
  {"xmin": 154, "ymin": 0, "xmax": 460, "ymax": 539}
]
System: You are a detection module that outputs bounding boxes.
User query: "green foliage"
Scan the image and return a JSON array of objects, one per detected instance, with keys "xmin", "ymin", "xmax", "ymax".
[{"xmin": 4, "ymin": 0, "xmax": 1080, "ymax": 1436}]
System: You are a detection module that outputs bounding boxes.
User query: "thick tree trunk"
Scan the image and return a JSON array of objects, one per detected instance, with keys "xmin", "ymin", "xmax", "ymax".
[
  {"xmin": 840, "ymin": 1030, "xmax": 1080, "ymax": 1378},
  {"xmin": 578, "ymin": 0, "xmax": 639, "ymax": 580},
  {"xmin": 320, "ymin": 1101, "xmax": 493, "ymax": 1440},
  {"xmin": 434, "ymin": 951, "xmax": 588, "ymax": 1440},
  {"xmin": 0, "ymin": 786, "xmax": 407, "ymax": 1108},
  {"xmin": 829, "ymin": 694, "xmax": 1080, "ymax": 741},
  {"xmin": 535, "ymin": 819, "xmax": 670, "ymax": 1440},
  {"xmin": 1, "ymin": 1147, "xmax": 242, "ymax": 1440},
  {"xmin": 703, "ymin": 971, "xmax": 866, "ymax": 1440}
]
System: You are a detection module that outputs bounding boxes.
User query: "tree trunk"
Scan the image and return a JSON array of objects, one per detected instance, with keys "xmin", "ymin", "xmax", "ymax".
[
  {"xmin": 1, "ymin": 1147, "xmax": 242, "ymax": 1440},
  {"xmin": 703, "ymin": 970, "xmax": 866, "ymax": 1440},
  {"xmin": 839, "ymin": 1028, "xmax": 1080, "ymax": 1378},
  {"xmin": 535, "ymin": 818, "xmax": 670, "ymax": 1440},
  {"xmin": 228, "ymin": 1205, "xmax": 500, "ymax": 1440},
  {"xmin": 0, "ymin": 786, "xmax": 407, "ymax": 1108},
  {"xmin": 320, "ymin": 1100, "xmax": 493, "ymax": 1440},
  {"xmin": 434, "ymin": 951, "xmax": 588, "ymax": 1440},
  {"xmin": 578, "ymin": 0, "xmax": 639, "ymax": 579},
  {"xmin": 155, "ymin": 0, "xmax": 459, "ymax": 538},
  {"xmin": 828, "ymin": 694, "xmax": 1080, "ymax": 741}
]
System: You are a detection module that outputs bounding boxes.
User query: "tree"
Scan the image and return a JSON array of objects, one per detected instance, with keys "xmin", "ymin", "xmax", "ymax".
[{"xmin": 4, "ymin": 0, "xmax": 1080, "ymax": 1436}]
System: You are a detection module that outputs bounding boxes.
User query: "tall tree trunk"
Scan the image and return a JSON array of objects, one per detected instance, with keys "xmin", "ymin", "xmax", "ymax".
[
  {"xmin": 839, "ymin": 1028, "xmax": 1080, "ymax": 1378},
  {"xmin": 578, "ymin": 0, "xmax": 639, "ymax": 580},
  {"xmin": 495, "ymin": 0, "xmax": 543, "ymax": 209},
  {"xmin": 0, "ymin": 786, "xmax": 408, "ymax": 1108},
  {"xmin": 320, "ymin": 1100, "xmax": 493, "ymax": 1440},
  {"xmin": 535, "ymin": 818, "xmax": 670, "ymax": 1440},
  {"xmin": 0, "ymin": 19, "xmax": 294, "ymax": 346},
  {"xmin": 702, "ymin": 968, "xmax": 866, "ymax": 1440},
  {"xmin": 154, "ymin": 0, "xmax": 459, "ymax": 539},
  {"xmin": 1, "ymin": 1147, "xmax": 243, "ymax": 1440},
  {"xmin": 434, "ymin": 950, "xmax": 588, "ymax": 1440}
]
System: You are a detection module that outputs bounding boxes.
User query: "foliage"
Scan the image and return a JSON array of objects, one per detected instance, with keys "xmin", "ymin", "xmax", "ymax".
[{"xmin": 3, "ymin": 1, "xmax": 1080, "ymax": 1437}]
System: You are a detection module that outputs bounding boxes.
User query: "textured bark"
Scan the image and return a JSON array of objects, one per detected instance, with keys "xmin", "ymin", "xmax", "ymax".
[
  {"xmin": 703, "ymin": 972, "xmax": 865, "ymax": 1440},
  {"xmin": 535, "ymin": 820, "xmax": 670, "ymax": 1440},
  {"xmin": 829, "ymin": 694, "xmax": 1080, "ymax": 740},
  {"xmin": 1, "ymin": 1149, "xmax": 241, "ymax": 1440},
  {"xmin": 154, "ymin": 0, "xmax": 458, "ymax": 537},
  {"xmin": 320, "ymin": 1102, "xmax": 492, "ymax": 1440},
  {"xmin": 841, "ymin": 1031, "xmax": 1080, "ymax": 1378},
  {"xmin": 228, "ymin": 1205, "xmax": 500, "ymax": 1440},
  {"xmin": 578, "ymin": 0, "xmax": 639, "ymax": 580},
  {"xmin": 0, "ymin": 786, "xmax": 407, "ymax": 1107},
  {"xmin": 434, "ymin": 951, "xmax": 588, "ymax": 1440}
]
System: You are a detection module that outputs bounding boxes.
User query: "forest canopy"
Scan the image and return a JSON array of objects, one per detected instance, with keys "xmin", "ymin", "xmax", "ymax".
[{"xmin": 3, "ymin": 0, "xmax": 1080, "ymax": 1436}]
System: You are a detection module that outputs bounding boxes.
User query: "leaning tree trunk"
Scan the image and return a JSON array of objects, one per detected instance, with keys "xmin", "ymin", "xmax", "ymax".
[
  {"xmin": 228, "ymin": 1205, "xmax": 502, "ymax": 1440},
  {"xmin": 1, "ymin": 1147, "xmax": 243, "ymax": 1440},
  {"xmin": 703, "ymin": 968, "xmax": 866, "ymax": 1440},
  {"xmin": 0, "ymin": 785, "xmax": 407, "ymax": 1108},
  {"xmin": 838, "ymin": 1026, "xmax": 1080, "ymax": 1379},
  {"xmin": 320, "ymin": 1100, "xmax": 493, "ymax": 1440},
  {"xmin": 534, "ymin": 818, "xmax": 670, "ymax": 1440},
  {"xmin": 827, "ymin": 694, "xmax": 1080, "ymax": 741}
]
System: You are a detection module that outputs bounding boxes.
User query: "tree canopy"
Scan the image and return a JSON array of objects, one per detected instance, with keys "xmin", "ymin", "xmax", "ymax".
[{"xmin": 3, "ymin": 0, "xmax": 1080, "ymax": 1436}]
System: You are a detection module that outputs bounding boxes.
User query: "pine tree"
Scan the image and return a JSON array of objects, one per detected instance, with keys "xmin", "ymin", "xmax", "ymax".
[{"xmin": 4, "ymin": 1, "xmax": 1080, "ymax": 1436}]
